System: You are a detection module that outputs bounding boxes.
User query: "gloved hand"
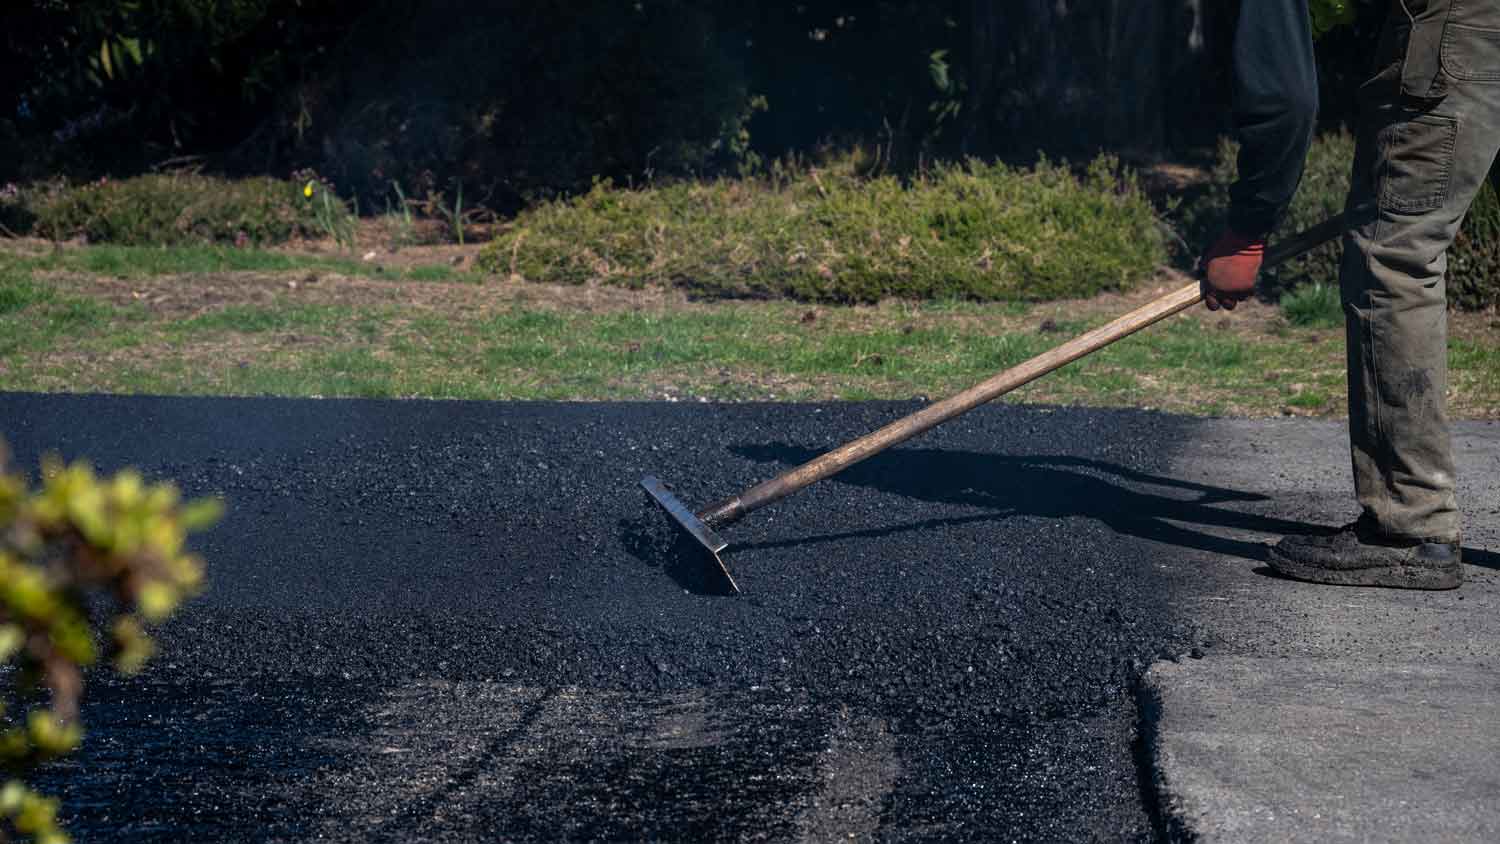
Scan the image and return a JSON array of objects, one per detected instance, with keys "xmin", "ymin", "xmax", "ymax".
[{"xmin": 1198, "ymin": 229, "xmax": 1265, "ymax": 311}]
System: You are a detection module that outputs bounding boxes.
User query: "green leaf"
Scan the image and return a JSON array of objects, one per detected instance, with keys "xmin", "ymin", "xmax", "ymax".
[
  {"xmin": 0, "ymin": 625, "xmax": 23, "ymax": 662},
  {"xmin": 1309, "ymin": 0, "xmax": 1357, "ymax": 38},
  {"xmin": 180, "ymin": 497, "xmax": 224, "ymax": 531},
  {"xmin": 137, "ymin": 582, "xmax": 177, "ymax": 622},
  {"xmin": 928, "ymin": 49, "xmax": 952, "ymax": 93},
  {"xmin": 121, "ymin": 37, "xmax": 144, "ymax": 66},
  {"xmin": 0, "ymin": 780, "xmax": 24, "ymax": 813}
]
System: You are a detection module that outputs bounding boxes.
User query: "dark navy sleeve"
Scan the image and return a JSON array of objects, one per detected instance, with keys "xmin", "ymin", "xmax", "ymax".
[{"xmin": 1228, "ymin": 0, "xmax": 1319, "ymax": 238}]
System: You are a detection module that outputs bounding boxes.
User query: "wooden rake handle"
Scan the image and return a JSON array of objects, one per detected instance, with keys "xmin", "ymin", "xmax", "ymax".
[
  {"xmin": 698, "ymin": 205, "xmax": 1366, "ymax": 529},
  {"xmin": 698, "ymin": 277, "xmax": 1201, "ymax": 526}
]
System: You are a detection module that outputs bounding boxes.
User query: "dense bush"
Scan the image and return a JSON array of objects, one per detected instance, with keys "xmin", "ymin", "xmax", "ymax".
[
  {"xmin": 1259, "ymin": 131, "xmax": 1356, "ymax": 301},
  {"xmin": 0, "ymin": 443, "xmax": 219, "ymax": 844},
  {"xmin": 1450, "ymin": 174, "xmax": 1500, "ymax": 311},
  {"xmin": 31, "ymin": 174, "xmax": 320, "ymax": 246},
  {"xmin": 1178, "ymin": 132, "xmax": 1500, "ymax": 310},
  {"xmin": 478, "ymin": 153, "xmax": 1166, "ymax": 303}
]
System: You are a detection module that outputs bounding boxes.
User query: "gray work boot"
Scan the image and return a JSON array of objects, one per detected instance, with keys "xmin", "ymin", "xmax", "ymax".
[{"xmin": 1268, "ymin": 521, "xmax": 1462, "ymax": 590}]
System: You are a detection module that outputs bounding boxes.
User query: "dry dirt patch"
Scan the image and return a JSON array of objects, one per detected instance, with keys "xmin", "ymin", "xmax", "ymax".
[{"xmin": 39, "ymin": 267, "xmax": 691, "ymax": 323}]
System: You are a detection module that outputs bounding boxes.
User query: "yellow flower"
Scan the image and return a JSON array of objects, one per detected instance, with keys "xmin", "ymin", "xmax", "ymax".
[{"xmin": 303, "ymin": 181, "xmax": 315, "ymax": 198}]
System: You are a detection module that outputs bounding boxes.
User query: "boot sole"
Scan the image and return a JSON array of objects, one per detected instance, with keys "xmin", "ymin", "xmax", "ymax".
[{"xmin": 1267, "ymin": 549, "xmax": 1462, "ymax": 591}]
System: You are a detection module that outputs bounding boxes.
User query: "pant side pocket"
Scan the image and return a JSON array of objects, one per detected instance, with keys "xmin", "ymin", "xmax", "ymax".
[{"xmin": 1378, "ymin": 113, "xmax": 1459, "ymax": 214}]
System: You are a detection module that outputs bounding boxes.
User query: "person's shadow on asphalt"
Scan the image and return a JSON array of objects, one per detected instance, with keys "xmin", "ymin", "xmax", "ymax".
[{"xmin": 724, "ymin": 443, "xmax": 1500, "ymax": 574}]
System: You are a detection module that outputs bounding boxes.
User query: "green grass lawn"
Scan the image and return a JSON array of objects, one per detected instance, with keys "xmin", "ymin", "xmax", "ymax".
[{"xmin": 3, "ymin": 243, "xmax": 1497, "ymax": 419}]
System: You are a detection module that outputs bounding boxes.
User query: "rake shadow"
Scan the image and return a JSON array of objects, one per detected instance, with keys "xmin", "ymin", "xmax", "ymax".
[{"xmin": 722, "ymin": 443, "xmax": 1500, "ymax": 573}]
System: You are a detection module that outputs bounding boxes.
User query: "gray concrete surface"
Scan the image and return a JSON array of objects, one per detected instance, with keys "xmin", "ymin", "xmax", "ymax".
[
  {"xmin": 1146, "ymin": 658, "xmax": 1500, "ymax": 842},
  {"xmin": 1144, "ymin": 419, "xmax": 1500, "ymax": 842}
]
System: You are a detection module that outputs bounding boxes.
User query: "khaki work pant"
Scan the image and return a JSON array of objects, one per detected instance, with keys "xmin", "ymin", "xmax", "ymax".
[{"xmin": 1342, "ymin": 0, "xmax": 1500, "ymax": 543}]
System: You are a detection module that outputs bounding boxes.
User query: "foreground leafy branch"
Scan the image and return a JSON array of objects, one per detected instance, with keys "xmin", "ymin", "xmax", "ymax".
[{"xmin": 0, "ymin": 443, "xmax": 220, "ymax": 844}]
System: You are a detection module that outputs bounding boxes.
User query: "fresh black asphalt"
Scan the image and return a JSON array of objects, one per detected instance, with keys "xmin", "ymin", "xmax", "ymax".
[{"xmin": 0, "ymin": 393, "xmax": 1214, "ymax": 841}]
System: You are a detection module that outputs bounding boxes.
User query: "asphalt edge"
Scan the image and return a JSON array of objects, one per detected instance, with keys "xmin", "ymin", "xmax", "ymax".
[{"xmin": 1132, "ymin": 662, "xmax": 1197, "ymax": 843}]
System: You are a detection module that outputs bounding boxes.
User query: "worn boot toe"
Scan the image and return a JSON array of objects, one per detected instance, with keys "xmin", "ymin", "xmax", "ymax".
[{"xmin": 1268, "ymin": 523, "xmax": 1462, "ymax": 590}]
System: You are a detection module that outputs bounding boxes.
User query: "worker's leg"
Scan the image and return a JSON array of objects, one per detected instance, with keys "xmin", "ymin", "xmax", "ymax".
[
  {"xmin": 1270, "ymin": 0, "xmax": 1500, "ymax": 588},
  {"xmin": 1345, "ymin": 0, "xmax": 1500, "ymax": 543}
]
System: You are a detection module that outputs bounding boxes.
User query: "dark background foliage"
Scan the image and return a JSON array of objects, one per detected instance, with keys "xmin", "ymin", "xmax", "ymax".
[{"xmin": 2, "ymin": 1, "xmax": 1393, "ymax": 209}]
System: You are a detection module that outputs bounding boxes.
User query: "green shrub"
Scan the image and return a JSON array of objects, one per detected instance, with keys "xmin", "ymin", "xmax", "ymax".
[
  {"xmin": 477, "ymin": 154, "xmax": 1166, "ymax": 303},
  {"xmin": 1265, "ymin": 131, "xmax": 1357, "ymax": 299},
  {"xmin": 1450, "ymin": 176, "xmax": 1500, "ymax": 310},
  {"xmin": 1281, "ymin": 282, "xmax": 1343, "ymax": 327},
  {"xmin": 0, "ymin": 443, "xmax": 219, "ymax": 844},
  {"xmin": 305, "ymin": 182, "xmax": 358, "ymax": 251},
  {"xmin": 1180, "ymin": 132, "xmax": 1500, "ymax": 309},
  {"xmin": 32, "ymin": 174, "xmax": 320, "ymax": 247}
]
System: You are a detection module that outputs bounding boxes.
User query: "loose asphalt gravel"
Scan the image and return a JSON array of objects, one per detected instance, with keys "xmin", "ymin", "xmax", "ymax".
[{"xmin": 1, "ymin": 393, "xmax": 1211, "ymax": 842}]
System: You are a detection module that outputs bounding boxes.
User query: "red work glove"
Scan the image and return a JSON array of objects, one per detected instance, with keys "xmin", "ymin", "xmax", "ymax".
[{"xmin": 1198, "ymin": 230, "xmax": 1265, "ymax": 311}]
